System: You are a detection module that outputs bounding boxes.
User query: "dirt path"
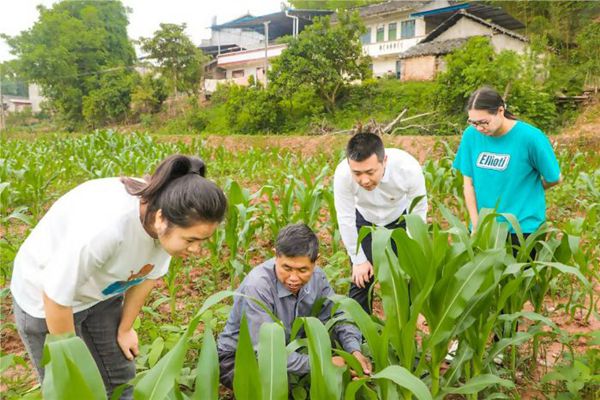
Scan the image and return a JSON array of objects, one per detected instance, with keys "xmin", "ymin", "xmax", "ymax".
[{"xmin": 160, "ymin": 101, "xmax": 600, "ymax": 162}]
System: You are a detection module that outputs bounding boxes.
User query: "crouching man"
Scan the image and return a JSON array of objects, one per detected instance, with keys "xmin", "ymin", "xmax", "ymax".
[{"xmin": 217, "ymin": 223, "xmax": 371, "ymax": 388}]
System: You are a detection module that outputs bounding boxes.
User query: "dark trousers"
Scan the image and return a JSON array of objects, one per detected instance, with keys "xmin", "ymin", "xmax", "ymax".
[
  {"xmin": 349, "ymin": 210, "xmax": 406, "ymax": 314},
  {"xmin": 509, "ymin": 233, "xmax": 536, "ymax": 260},
  {"xmin": 218, "ymin": 351, "xmax": 236, "ymax": 389},
  {"xmin": 13, "ymin": 296, "xmax": 136, "ymax": 399}
]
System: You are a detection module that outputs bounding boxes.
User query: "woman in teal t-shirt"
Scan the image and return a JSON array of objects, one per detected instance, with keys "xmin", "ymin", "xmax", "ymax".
[{"xmin": 453, "ymin": 87, "xmax": 561, "ymax": 251}]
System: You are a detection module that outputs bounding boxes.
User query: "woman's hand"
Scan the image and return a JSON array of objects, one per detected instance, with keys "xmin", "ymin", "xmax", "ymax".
[{"xmin": 117, "ymin": 328, "xmax": 139, "ymax": 360}]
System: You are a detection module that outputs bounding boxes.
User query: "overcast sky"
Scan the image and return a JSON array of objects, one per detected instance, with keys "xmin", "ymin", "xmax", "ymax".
[{"xmin": 1, "ymin": 0, "xmax": 284, "ymax": 62}]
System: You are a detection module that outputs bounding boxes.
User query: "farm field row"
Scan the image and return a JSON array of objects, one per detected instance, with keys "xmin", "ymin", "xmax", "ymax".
[{"xmin": 0, "ymin": 128, "xmax": 598, "ymax": 399}]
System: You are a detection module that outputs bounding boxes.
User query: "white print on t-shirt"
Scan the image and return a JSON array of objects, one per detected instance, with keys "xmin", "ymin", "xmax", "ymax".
[{"xmin": 476, "ymin": 152, "xmax": 511, "ymax": 171}]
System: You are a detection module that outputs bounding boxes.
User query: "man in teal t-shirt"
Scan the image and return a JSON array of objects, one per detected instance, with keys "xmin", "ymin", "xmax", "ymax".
[{"xmin": 453, "ymin": 120, "xmax": 561, "ymax": 233}]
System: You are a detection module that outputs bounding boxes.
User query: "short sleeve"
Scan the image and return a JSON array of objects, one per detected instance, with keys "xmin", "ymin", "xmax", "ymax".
[
  {"xmin": 453, "ymin": 128, "xmax": 474, "ymax": 178},
  {"xmin": 529, "ymin": 130, "xmax": 561, "ymax": 183}
]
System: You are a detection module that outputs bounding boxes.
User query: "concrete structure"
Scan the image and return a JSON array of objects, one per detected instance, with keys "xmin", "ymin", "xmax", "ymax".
[
  {"xmin": 334, "ymin": 1, "xmax": 526, "ymax": 79},
  {"xmin": 398, "ymin": 11, "xmax": 528, "ymax": 81},
  {"xmin": 204, "ymin": 44, "xmax": 286, "ymax": 90},
  {"xmin": 202, "ymin": 9, "xmax": 331, "ymax": 93},
  {"xmin": 350, "ymin": 1, "xmax": 440, "ymax": 78},
  {"xmin": 201, "ymin": 2, "xmax": 527, "ymax": 89},
  {"xmin": 1, "ymin": 83, "xmax": 45, "ymax": 113}
]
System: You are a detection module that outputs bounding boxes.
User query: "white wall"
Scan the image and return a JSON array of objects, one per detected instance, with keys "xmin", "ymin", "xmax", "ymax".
[
  {"xmin": 372, "ymin": 58, "xmax": 398, "ymax": 77},
  {"xmin": 435, "ymin": 18, "xmax": 491, "ymax": 41},
  {"xmin": 435, "ymin": 18, "xmax": 526, "ymax": 54},
  {"xmin": 28, "ymin": 84, "xmax": 44, "ymax": 113},
  {"xmin": 363, "ymin": 17, "xmax": 426, "ymax": 44}
]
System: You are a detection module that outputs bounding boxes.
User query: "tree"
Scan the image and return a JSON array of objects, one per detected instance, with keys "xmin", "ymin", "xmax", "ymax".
[
  {"xmin": 139, "ymin": 23, "xmax": 207, "ymax": 99},
  {"xmin": 269, "ymin": 12, "xmax": 371, "ymax": 113},
  {"xmin": 289, "ymin": 0, "xmax": 377, "ymax": 10},
  {"xmin": 131, "ymin": 74, "xmax": 168, "ymax": 115},
  {"xmin": 82, "ymin": 69, "xmax": 136, "ymax": 127},
  {"xmin": 2, "ymin": 1, "xmax": 136, "ymax": 127},
  {"xmin": 574, "ymin": 22, "xmax": 600, "ymax": 89},
  {"xmin": 0, "ymin": 61, "xmax": 28, "ymax": 97},
  {"xmin": 436, "ymin": 36, "xmax": 557, "ymax": 132}
]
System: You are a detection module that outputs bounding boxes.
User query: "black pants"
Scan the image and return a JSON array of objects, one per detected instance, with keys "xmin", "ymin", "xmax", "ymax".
[
  {"xmin": 218, "ymin": 351, "xmax": 236, "ymax": 389},
  {"xmin": 349, "ymin": 210, "xmax": 406, "ymax": 314},
  {"xmin": 509, "ymin": 233, "xmax": 536, "ymax": 260}
]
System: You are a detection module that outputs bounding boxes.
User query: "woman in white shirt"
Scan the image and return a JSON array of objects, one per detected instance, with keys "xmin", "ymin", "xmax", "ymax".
[{"xmin": 10, "ymin": 154, "xmax": 227, "ymax": 399}]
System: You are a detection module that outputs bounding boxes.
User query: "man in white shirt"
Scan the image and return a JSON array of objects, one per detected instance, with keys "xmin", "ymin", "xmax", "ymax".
[{"xmin": 333, "ymin": 132, "xmax": 427, "ymax": 313}]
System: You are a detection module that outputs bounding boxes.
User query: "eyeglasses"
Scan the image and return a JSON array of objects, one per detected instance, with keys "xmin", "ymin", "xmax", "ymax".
[{"xmin": 467, "ymin": 118, "xmax": 491, "ymax": 128}]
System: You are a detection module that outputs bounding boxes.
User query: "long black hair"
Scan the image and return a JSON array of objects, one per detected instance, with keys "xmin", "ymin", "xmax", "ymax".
[
  {"xmin": 121, "ymin": 155, "xmax": 227, "ymax": 228},
  {"xmin": 467, "ymin": 87, "xmax": 517, "ymax": 120}
]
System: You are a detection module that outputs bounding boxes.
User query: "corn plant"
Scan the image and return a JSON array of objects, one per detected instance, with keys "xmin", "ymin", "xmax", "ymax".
[
  {"xmin": 221, "ymin": 179, "xmax": 262, "ymax": 283},
  {"xmin": 346, "ymin": 205, "xmax": 589, "ymax": 398},
  {"xmin": 293, "ymin": 165, "xmax": 329, "ymax": 228}
]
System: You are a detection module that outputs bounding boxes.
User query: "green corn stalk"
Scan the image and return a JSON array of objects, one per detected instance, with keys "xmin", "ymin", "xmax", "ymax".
[
  {"xmin": 190, "ymin": 325, "xmax": 219, "ymax": 400},
  {"xmin": 302, "ymin": 316, "xmax": 343, "ymax": 400},
  {"xmin": 258, "ymin": 323, "xmax": 288, "ymax": 400},
  {"xmin": 42, "ymin": 334, "xmax": 107, "ymax": 400},
  {"xmin": 233, "ymin": 314, "xmax": 262, "ymax": 400},
  {"xmin": 261, "ymin": 179, "xmax": 296, "ymax": 239},
  {"xmin": 39, "ymin": 291, "xmax": 237, "ymax": 400}
]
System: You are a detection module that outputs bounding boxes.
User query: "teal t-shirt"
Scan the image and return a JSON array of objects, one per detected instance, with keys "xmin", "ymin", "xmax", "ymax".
[{"xmin": 453, "ymin": 120, "xmax": 561, "ymax": 233}]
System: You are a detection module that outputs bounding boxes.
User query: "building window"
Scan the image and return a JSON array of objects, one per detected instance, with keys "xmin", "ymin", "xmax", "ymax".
[
  {"xmin": 232, "ymin": 69, "xmax": 244, "ymax": 78},
  {"xmin": 401, "ymin": 20, "xmax": 415, "ymax": 39},
  {"xmin": 388, "ymin": 23, "xmax": 397, "ymax": 41},
  {"xmin": 376, "ymin": 26, "xmax": 385, "ymax": 42},
  {"xmin": 360, "ymin": 28, "xmax": 371, "ymax": 44}
]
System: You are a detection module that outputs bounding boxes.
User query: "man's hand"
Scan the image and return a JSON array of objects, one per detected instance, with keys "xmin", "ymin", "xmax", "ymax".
[
  {"xmin": 117, "ymin": 328, "xmax": 139, "ymax": 360},
  {"xmin": 331, "ymin": 355, "xmax": 346, "ymax": 368},
  {"xmin": 352, "ymin": 262, "xmax": 373, "ymax": 288},
  {"xmin": 352, "ymin": 351, "xmax": 372, "ymax": 376}
]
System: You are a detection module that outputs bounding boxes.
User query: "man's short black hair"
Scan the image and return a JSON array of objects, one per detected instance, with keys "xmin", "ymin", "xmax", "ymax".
[
  {"xmin": 346, "ymin": 132, "xmax": 385, "ymax": 162},
  {"xmin": 275, "ymin": 223, "xmax": 319, "ymax": 262}
]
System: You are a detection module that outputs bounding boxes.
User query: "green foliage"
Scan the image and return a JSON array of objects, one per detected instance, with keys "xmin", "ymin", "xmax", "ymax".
[
  {"xmin": 288, "ymin": 0, "xmax": 378, "ymax": 10},
  {"xmin": 131, "ymin": 74, "xmax": 168, "ymax": 115},
  {"xmin": 269, "ymin": 11, "xmax": 371, "ymax": 113},
  {"xmin": 2, "ymin": 1, "xmax": 135, "ymax": 127},
  {"xmin": 542, "ymin": 346, "xmax": 600, "ymax": 398},
  {"xmin": 82, "ymin": 69, "xmax": 136, "ymax": 127},
  {"xmin": 0, "ymin": 61, "xmax": 28, "ymax": 97},
  {"xmin": 574, "ymin": 22, "xmax": 600, "ymax": 89},
  {"xmin": 42, "ymin": 334, "xmax": 106, "ymax": 400},
  {"xmin": 2, "ymin": 130, "xmax": 599, "ymax": 398},
  {"xmin": 436, "ymin": 36, "xmax": 558, "ymax": 132},
  {"xmin": 220, "ymin": 84, "xmax": 284, "ymax": 134},
  {"xmin": 436, "ymin": 37, "xmax": 510, "ymax": 113},
  {"xmin": 139, "ymin": 24, "xmax": 207, "ymax": 96}
]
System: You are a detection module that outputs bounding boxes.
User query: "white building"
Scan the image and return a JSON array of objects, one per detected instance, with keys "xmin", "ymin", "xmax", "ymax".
[
  {"xmin": 202, "ymin": 1, "xmax": 527, "ymax": 90},
  {"xmin": 398, "ymin": 10, "xmax": 527, "ymax": 80},
  {"xmin": 202, "ymin": 9, "xmax": 332, "ymax": 92},
  {"xmin": 343, "ymin": 0, "xmax": 525, "ymax": 79},
  {"xmin": 1, "ymin": 83, "xmax": 45, "ymax": 113}
]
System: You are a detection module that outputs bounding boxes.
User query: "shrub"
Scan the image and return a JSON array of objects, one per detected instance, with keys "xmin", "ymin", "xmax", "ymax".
[
  {"xmin": 131, "ymin": 74, "xmax": 168, "ymax": 115},
  {"xmin": 82, "ymin": 69, "xmax": 136, "ymax": 127}
]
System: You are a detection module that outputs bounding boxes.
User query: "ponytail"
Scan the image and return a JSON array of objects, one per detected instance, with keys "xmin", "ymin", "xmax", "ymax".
[
  {"xmin": 467, "ymin": 86, "xmax": 517, "ymax": 120},
  {"xmin": 122, "ymin": 155, "xmax": 226, "ymax": 227}
]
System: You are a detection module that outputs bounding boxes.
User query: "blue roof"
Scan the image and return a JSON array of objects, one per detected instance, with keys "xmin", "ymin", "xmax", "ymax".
[{"xmin": 410, "ymin": 3, "xmax": 470, "ymax": 17}]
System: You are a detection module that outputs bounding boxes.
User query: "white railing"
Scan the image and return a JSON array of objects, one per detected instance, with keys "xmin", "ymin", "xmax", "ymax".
[{"xmin": 362, "ymin": 37, "xmax": 421, "ymax": 57}]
